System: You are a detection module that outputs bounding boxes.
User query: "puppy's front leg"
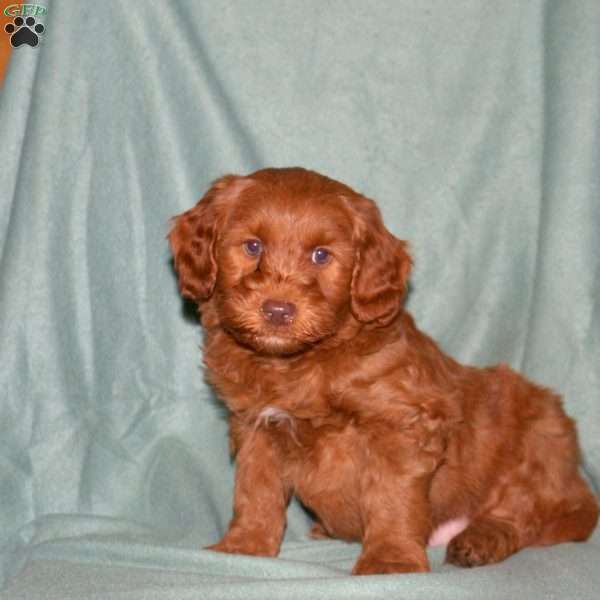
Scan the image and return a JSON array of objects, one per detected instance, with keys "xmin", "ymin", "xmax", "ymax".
[
  {"xmin": 207, "ymin": 428, "xmax": 288, "ymax": 557},
  {"xmin": 353, "ymin": 444, "xmax": 434, "ymax": 575}
]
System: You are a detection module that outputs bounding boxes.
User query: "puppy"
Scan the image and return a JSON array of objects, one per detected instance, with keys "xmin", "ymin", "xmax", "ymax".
[{"xmin": 169, "ymin": 167, "xmax": 598, "ymax": 575}]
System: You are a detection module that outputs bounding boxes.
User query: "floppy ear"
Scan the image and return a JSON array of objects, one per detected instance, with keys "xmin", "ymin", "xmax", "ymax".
[
  {"xmin": 168, "ymin": 175, "xmax": 248, "ymax": 302},
  {"xmin": 346, "ymin": 194, "xmax": 412, "ymax": 326}
]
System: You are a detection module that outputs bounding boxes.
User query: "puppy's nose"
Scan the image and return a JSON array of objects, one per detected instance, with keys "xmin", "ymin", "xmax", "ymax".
[{"xmin": 262, "ymin": 299, "xmax": 296, "ymax": 326}]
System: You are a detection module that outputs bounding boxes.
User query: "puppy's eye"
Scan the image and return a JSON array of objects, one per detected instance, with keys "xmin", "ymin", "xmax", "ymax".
[
  {"xmin": 243, "ymin": 239, "xmax": 262, "ymax": 257},
  {"xmin": 311, "ymin": 247, "xmax": 331, "ymax": 265}
]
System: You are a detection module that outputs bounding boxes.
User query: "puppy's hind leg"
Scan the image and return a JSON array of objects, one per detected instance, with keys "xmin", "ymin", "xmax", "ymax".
[
  {"xmin": 447, "ymin": 473, "xmax": 600, "ymax": 568},
  {"xmin": 448, "ymin": 408, "xmax": 599, "ymax": 567},
  {"xmin": 445, "ymin": 516, "xmax": 523, "ymax": 568},
  {"xmin": 534, "ymin": 475, "xmax": 599, "ymax": 547}
]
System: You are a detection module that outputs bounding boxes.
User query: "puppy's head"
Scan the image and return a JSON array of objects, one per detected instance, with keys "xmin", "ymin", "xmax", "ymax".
[{"xmin": 169, "ymin": 168, "xmax": 411, "ymax": 355}]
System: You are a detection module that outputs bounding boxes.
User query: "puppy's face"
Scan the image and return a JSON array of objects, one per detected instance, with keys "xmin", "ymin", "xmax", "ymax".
[{"xmin": 170, "ymin": 168, "xmax": 411, "ymax": 356}]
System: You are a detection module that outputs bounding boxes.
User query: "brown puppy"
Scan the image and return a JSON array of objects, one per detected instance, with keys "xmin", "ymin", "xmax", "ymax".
[{"xmin": 169, "ymin": 167, "xmax": 598, "ymax": 575}]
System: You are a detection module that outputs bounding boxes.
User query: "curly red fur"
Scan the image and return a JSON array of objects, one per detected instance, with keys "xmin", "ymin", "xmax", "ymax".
[{"xmin": 169, "ymin": 167, "xmax": 598, "ymax": 575}]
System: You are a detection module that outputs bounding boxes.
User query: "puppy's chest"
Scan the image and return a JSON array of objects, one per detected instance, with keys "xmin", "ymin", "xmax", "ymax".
[
  {"xmin": 210, "ymin": 353, "xmax": 335, "ymax": 415},
  {"xmin": 258, "ymin": 406, "xmax": 366, "ymax": 540}
]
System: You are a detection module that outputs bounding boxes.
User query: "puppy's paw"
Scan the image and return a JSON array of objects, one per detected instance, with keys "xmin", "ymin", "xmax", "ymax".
[
  {"xmin": 446, "ymin": 520, "xmax": 517, "ymax": 567},
  {"xmin": 352, "ymin": 552, "xmax": 429, "ymax": 575},
  {"xmin": 206, "ymin": 530, "xmax": 279, "ymax": 557}
]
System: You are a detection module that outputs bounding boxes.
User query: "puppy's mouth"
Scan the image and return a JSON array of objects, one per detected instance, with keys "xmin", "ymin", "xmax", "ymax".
[
  {"xmin": 217, "ymin": 293, "xmax": 340, "ymax": 356},
  {"xmin": 228, "ymin": 328, "xmax": 312, "ymax": 356}
]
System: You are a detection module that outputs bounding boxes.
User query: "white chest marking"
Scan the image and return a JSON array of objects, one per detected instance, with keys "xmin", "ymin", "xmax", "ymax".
[
  {"xmin": 255, "ymin": 406, "xmax": 299, "ymax": 445},
  {"xmin": 257, "ymin": 406, "xmax": 295, "ymax": 428}
]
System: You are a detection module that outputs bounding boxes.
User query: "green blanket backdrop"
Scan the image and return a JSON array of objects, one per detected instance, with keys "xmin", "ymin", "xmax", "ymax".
[{"xmin": 0, "ymin": 1, "xmax": 598, "ymax": 598}]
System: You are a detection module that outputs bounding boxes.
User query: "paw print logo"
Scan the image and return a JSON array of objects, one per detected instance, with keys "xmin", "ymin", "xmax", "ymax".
[{"xmin": 4, "ymin": 16, "xmax": 45, "ymax": 48}]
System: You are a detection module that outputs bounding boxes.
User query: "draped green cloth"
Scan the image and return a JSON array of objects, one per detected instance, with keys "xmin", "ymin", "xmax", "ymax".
[{"xmin": 1, "ymin": 2, "xmax": 598, "ymax": 597}]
